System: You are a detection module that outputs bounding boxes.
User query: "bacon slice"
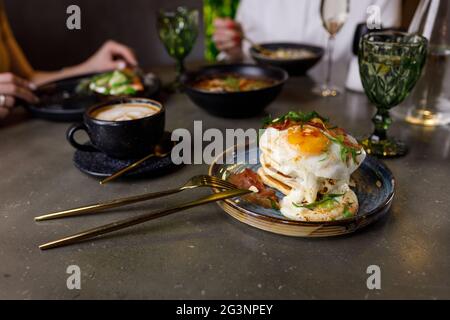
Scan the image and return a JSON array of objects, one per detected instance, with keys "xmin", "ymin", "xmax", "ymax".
[{"xmin": 228, "ymin": 168, "xmax": 279, "ymax": 209}]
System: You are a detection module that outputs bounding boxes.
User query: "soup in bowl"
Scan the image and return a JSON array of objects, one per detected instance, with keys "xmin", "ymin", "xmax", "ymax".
[
  {"xmin": 250, "ymin": 43, "xmax": 324, "ymax": 76},
  {"xmin": 181, "ymin": 64, "xmax": 288, "ymax": 118}
]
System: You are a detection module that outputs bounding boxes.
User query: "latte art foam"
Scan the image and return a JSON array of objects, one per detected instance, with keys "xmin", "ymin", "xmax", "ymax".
[{"xmin": 91, "ymin": 103, "xmax": 160, "ymax": 121}]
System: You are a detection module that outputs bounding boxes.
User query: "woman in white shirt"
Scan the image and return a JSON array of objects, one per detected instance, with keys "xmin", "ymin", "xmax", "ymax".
[{"xmin": 213, "ymin": 0, "xmax": 402, "ymax": 63}]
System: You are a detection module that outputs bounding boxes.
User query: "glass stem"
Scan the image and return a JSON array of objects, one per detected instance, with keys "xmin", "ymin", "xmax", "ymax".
[
  {"xmin": 176, "ymin": 58, "xmax": 186, "ymax": 82},
  {"xmin": 325, "ymin": 35, "xmax": 335, "ymax": 89},
  {"xmin": 372, "ymin": 107, "xmax": 392, "ymax": 141}
]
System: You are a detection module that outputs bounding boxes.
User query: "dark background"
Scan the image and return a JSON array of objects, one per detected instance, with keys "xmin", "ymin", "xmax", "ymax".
[
  {"xmin": 4, "ymin": 0, "xmax": 204, "ymax": 70},
  {"xmin": 4, "ymin": 0, "xmax": 419, "ymax": 71}
]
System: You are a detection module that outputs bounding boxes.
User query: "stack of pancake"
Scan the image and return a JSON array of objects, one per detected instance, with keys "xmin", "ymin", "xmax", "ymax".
[{"xmin": 257, "ymin": 124, "xmax": 365, "ymax": 222}]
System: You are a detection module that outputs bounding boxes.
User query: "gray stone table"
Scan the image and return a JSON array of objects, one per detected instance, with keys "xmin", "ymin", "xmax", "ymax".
[{"xmin": 0, "ymin": 65, "xmax": 449, "ymax": 299}]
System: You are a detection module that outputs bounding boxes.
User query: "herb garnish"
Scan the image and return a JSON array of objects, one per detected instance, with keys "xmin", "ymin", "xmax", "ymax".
[
  {"xmin": 224, "ymin": 76, "xmax": 240, "ymax": 91},
  {"xmin": 270, "ymin": 199, "xmax": 280, "ymax": 210},
  {"xmin": 262, "ymin": 111, "xmax": 328, "ymax": 128},
  {"xmin": 293, "ymin": 193, "xmax": 344, "ymax": 210},
  {"xmin": 342, "ymin": 204, "xmax": 353, "ymax": 218},
  {"xmin": 325, "ymin": 134, "xmax": 362, "ymax": 164}
]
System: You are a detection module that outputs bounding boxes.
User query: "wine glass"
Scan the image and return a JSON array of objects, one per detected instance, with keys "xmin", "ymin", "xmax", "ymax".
[
  {"xmin": 359, "ymin": 31, "xmax": 428, "ymax": 158},
  {"xmin": 313, "ymin": 0, "xmax": 349, "ymax": 97},
  {"xmin": 157, "ymin": 7, "xmax": 199, "ymax": 91}
]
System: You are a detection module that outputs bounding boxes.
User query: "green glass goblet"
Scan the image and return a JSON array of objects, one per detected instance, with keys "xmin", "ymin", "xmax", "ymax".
[
  {"xmin": 358, "ymin": 31, "xmax": 427, "ymax": 157},
  {"xmin": 157, "ymin": 7, "xmax": 199, "ymax": 91}
]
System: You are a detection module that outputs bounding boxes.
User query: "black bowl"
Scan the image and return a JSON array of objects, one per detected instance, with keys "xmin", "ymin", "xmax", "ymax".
[
  {"xmin": 250, "ymin": 43, "xmax": 324, "ymax": 76},
  {"xmin": 181, "ymin": 64, "xmax": 288, "ymax": 118}
]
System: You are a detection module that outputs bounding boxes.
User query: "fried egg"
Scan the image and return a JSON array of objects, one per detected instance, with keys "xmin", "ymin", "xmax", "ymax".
[{"xmin": 259, "ymin": 124, "xmax": 366, "ymax": 221}]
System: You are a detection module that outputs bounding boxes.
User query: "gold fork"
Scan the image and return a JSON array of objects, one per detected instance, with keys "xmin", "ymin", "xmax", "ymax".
[
  {"xmin": 242, "ymin": 35, "xmax": 273, "ymax": 56},
  {"xmin": 35, "ymin": 175, "xmax": 236, "ymax": 222},
  {"xmin": 39, "ymin": 188, "xmax": 252, "ymax": 250}
]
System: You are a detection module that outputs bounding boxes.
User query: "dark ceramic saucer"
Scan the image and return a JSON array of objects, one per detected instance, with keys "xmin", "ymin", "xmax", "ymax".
[{"xmin": 73, "ymin": 132, "xmax": 181, "ymax": 179}]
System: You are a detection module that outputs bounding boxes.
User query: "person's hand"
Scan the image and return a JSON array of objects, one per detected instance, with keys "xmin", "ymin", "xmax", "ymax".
[
  {"xmin": 80, "ymin": 40, "xmax": 138, "ymax": 73},
  {"xmin": 213, "ymin": 18, "xmax": 243, "ymax": 60},
  {"xmin": 0, "ymin": 73, "xmax": 38, "ymax": 119}
]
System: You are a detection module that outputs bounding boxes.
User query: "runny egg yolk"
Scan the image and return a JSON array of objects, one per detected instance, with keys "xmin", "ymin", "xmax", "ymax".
[{"xmin": 287, "ymin": 126, "xmax": 330, "ymax": 156}]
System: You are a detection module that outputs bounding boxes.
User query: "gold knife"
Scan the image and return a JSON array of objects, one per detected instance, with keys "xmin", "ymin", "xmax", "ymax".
[{"xmin": 39, "ymin": 188, "xmax": 252, "ymax": 250}]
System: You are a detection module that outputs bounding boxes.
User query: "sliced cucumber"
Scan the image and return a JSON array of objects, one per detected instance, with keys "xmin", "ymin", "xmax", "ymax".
[
  {"xmin": 109, "ymin": 85, "xmax": 137, "ymax": 96},
  {"xmin": 93, "ymin": 74, "xmax": 111, "ymax": 87},
  {"xmin": 108, "ymin": 71, "xmax": 129, "ymax": 87}
]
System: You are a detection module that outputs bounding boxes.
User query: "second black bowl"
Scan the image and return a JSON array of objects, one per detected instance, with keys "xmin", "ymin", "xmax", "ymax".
[
  {"xmin": 181, "ymin": 64, "xmax": 288, "ymax": 118},
  {"xmin": 250, "ymin": 43, "xmax": 324, "ymax": 76}
]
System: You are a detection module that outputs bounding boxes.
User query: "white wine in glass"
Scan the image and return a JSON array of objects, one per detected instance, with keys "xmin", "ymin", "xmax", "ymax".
[{"xmin": 313, "ymin": 0, "xmax": 349, "ymax": 97}]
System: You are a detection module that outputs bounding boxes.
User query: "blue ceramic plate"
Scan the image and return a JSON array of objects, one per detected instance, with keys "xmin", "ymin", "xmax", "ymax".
[{"xmin": 209, "ymin": 145, "xmax": 395, "ymax": 237}]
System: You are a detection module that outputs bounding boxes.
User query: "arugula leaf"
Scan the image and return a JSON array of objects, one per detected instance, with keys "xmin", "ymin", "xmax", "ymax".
[
  {"xmin": 325, "ymin": 134, "xmax": 362, "ymax": 164},
  {"xmin": 289, "ymin": 111, "xmax": 328, "ymax": 123},
  {"xmin": 270, "ymin": 199, "xmax": 280, "ymax": 210},
  {"xmin": 342, "ymin": 204, "xmax": 353, "ymax": 219},
  {"xmin": 292, "ymin": 193, "xmax": 344, "ymax": 210},
  {"xmin": 262, "ymin": 111, "xmax": 328, "ymax": 128},
  {"xmin": 262, "ymin": 115, "xmax": 274, "ymax": 128}
]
